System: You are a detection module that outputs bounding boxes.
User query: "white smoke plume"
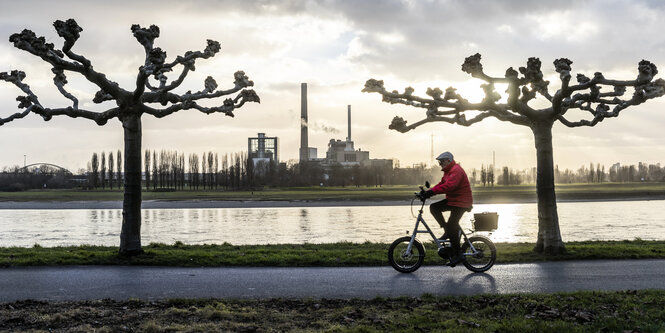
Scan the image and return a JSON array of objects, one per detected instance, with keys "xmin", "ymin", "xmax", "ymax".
[{"xmin": 301, "ymin": 118, "xmax": 340, "ymax": 134}]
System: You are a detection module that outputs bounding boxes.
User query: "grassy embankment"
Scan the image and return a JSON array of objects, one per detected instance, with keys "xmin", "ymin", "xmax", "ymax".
[
  {"xmin": 0, "ymin": 182, "xmax": 664, "ymax": 202},
  {"xmin": 2, "ymin": 240, "xmax": 665, "ymax": 267}
]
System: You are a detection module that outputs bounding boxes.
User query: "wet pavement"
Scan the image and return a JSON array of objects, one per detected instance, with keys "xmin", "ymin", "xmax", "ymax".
[{"xmin": 1, "ymin": 259, "xmax": 663, "ymax": 301}]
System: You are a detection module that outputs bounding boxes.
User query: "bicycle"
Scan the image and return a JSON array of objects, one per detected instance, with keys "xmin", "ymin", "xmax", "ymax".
[{"xmin": 388, "ymin": 182, "xmax": 497, "ymax": 273}]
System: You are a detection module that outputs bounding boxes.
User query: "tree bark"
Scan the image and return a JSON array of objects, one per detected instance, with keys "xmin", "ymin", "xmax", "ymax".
[
  {"xmin": 119, "ymin": 113, "xmax": 143, "ymax": 255},
  {"xmin": 531, "ymin": 121, "xmax": 566, "ymax": 254}
]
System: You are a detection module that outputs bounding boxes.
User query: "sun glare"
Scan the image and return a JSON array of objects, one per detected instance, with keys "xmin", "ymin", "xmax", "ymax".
[{"xmin": 449, "ymin": 80, "xmax": 510, "ymax": 104}]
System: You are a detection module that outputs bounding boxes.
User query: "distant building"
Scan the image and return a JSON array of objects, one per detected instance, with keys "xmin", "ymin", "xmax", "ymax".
[
  {"xmin": 361, "ymin": 158, "xmax": 393, "ymax": 169},
  {"xmin": 325, "ymin": 139, "xmax": 369, "ymax": 166},
  {"xmin": 248, "ymin": 133, "xmax": 278, "ymax": 166}
]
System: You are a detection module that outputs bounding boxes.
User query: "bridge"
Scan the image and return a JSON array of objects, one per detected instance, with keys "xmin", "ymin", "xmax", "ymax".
[{"xmin": 16, "ymin": 163, "xmax": 73, "ymax": 175}]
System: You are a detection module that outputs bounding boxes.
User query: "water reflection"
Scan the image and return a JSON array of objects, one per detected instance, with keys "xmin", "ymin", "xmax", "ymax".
[
  {"xmin": 0, "ymin": 200, "xmax": 664, "ymax": 247},
  {"xmin": 296, "ymin": 209, "xmax": 311, "ymax": 241}
]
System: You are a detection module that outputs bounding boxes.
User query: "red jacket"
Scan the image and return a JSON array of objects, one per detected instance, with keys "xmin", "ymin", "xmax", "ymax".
[{"xmin": 431, "ymin": 161, "xmax": 473, "ymax": 208}]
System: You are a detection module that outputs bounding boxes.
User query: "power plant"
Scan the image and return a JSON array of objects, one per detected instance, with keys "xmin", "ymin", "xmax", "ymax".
[
  {"xmin": 247, "ymin": 83, "xmax": 392, "ymax": 172},
  {"xmin": 299, "ymin": 83, "xmax": 392, "ymax": 169}
]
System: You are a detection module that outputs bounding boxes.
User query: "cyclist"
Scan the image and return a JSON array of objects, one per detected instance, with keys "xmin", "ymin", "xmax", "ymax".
[{"xmin": 421, "ymin": 151, "xmax": 473, "ymax": 266}]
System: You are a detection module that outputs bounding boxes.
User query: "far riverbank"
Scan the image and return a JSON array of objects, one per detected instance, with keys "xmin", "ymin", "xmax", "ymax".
[
  {"xmin": 1, "ymin": 196, "xmax": 664, "ymax": 210},
  {"xmin": 0, "ymin": 183, "xmax": 664, "ymax": 209},
  {"xmin": 0, "ymin": 199, "xmax": 414, "ymax": 210}
]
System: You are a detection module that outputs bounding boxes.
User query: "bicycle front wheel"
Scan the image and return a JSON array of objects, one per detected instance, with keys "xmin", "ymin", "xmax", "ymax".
[
  {"xmin": 388, "ymin": 236, "xmax": 425, "ymax": 273},
  {"xmin": 461, "ymin": 236, "xmax": 496, "ymax": 273}
]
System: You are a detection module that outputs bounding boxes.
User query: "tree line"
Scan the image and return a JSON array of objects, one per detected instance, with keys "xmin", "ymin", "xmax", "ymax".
[
  {"xmin": 466, "ymin": 162, "xmax": 665, "ymax": 186},
  {"xmin": 2, "ymin": 157, "xmax": 664, "ymax": 192},
  {"xmin": 84, "ymin": 150, "xmax": 251, "ymax": 191},
  {"xmin": 88, "ymin": 150, "xmax": 122, "ymax": 190}
]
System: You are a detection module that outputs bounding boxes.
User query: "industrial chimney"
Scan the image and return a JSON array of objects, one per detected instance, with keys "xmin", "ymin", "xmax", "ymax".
[
  {"xmin": 299, "ymin": 83, "xmax": 308, "ymax": 163},
  {"xmin": 344, "ymin": 104, "xmax": 354, "ymax": 152},
  {"xmin": 347, "ymin": 105, "xmax": 351, "ymax": 142}
]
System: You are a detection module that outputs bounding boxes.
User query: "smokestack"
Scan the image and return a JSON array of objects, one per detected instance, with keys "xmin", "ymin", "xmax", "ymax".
[
  {"xmin": 347, "ymin": 105, "xmax": 351, "ymax": 142},
  {"xmin": 299, "ymin": 83, "xmax": 308, "ymax": 163}
]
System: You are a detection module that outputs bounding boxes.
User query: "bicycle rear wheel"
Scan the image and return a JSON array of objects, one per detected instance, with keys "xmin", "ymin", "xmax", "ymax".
[
  {"xmin": 388, "ymin": 236, "xmax": 425, "ymax": 273},
  {"xmin": 461, "ymin": 236, "xmax": 496, "ymax": 273}
]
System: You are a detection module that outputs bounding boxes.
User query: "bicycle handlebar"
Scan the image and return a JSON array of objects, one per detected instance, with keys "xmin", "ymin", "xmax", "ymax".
[{"xmin": 414, "ymin": 186, "xmax": 427, "ymax": 202}]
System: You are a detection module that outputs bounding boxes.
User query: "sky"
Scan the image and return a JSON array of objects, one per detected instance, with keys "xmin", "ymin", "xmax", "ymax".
[{"xmin": 1, "ymin": 0, "xmax": 665, "ymax": 173}]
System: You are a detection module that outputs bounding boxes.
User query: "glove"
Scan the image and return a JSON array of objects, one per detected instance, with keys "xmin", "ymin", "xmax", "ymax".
[{"xmin": 422, "ymin": 189, "xmax": 435, "ymax": 199}]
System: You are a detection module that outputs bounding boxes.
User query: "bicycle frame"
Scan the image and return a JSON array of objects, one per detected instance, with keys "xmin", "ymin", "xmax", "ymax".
[{"xmin": 406, "ymin": 198, "xmax": 478, "ymax": 258}]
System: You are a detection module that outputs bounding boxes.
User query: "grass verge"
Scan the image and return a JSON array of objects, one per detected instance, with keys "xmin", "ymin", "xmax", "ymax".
[
  {"xmin": 1, "ymin": 290, "xmax": 664, "ymax": 332},
  {"xmin": 2, "ymin": 240, "xmax": 665, "ymax": 267}
]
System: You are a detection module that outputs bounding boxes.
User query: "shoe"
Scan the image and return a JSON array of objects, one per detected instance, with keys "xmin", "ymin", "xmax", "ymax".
[
  {"xmin": 446, "ymin": 254, "xmax": 464, "ymax": 267},
  {"xmin": 437, "ymin": 247, "xmax": 450, "ymax": 259},
  {"xmin": 438, "ymin": 233, "xmax": 449, "ymax": 240}
]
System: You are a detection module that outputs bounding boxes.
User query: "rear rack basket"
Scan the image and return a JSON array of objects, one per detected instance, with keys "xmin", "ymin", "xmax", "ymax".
[{"xmin": 473, "ymin": 212, "xmax": 498, "ymax": 231}]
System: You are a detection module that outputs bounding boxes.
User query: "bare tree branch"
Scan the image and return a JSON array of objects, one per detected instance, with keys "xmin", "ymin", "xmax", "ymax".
[
  {"xmin": 51, "ymin": 68, "xmax": 78, "ymax": 109},
  {"xmin": 558, "ymin": 78, "xmax": 665, "ymax": 127},
  {"xmin": 53, "ymin": 19, "xmax": 91, "ymax": 68},
  {"xmin": 143, "ymin": 88, "xmax": 260, "ymax": 118},
  {"xmin": 164, "ymin": 39, "xmax": 221, "ymax": 70},
  {"xmin": 145, "ymin": 67, "xmax": 190, "ymax": 93},
  {"xmin": 365, "ymin": 54, "xmax": 665, "ymax": 133},
  {"xmin": 10, "ymin": 23, "xmax": 124, "ymax": 99},
  {"xmin": 363, "ymin": 72, "xmax": 531, "ymax": 133},
  {"xmin": 5, "ymin": 19, "xmax": 261, "ymax": 126},
  {"xmin": 0, "ymin": 107, "xmax": 31, "ymax": 126},
  {"xmin": 132, "ymin": 22, "xmax": 223, "ymax": 98},
  {"xmin": 0, "ymin": 70, "xmax": 40, "ymax": 126},
  {"xmin": 0, "ymin": 70, "xmax": 40, "ymax": 105},
  {"xmin": 32, "ymin": 106, "xmax": 120, "ymax": 126},
  {"xmin": 142, "ymin": 71, "xmax": 254, "ymax": 107},
  {"xmin": 554, "ymin": 59, "xmax": 665, "ymax": 127}
]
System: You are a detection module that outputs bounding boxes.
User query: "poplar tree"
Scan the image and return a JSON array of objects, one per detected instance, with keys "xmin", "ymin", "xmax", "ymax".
[
  {"xmin": 100, "ymin": 152, "xmax": 106, "ymax": 189},
  {"xmin": 108, "ymin": 151, "xmax": 114, "ymax": 190},
  {"xmin": 116, "ymin": 150, "xmax": 122, "ymax": 189}
]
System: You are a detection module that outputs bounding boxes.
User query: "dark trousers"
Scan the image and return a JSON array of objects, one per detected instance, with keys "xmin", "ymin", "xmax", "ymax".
[{"xmin": 429, "ymin": 199, "xmax": 466, "ymax": 254}]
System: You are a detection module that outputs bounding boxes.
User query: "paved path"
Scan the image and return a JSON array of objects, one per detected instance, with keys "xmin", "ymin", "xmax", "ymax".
[{"xmin": 1, "ymin": 260, "xmax": 663, "ymax": 301}]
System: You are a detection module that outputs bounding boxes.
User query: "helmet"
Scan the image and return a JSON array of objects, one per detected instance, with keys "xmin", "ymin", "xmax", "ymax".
[{"xmin": 436, "ymin": 151, "xmax": 454, "ymax": 161}]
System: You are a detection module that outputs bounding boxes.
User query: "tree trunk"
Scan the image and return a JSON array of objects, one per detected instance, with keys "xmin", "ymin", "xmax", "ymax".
[
  {"xmin": 531, "ymin": 121, "xmax": 566, "ymax": 254},
  {"xmin": 119, "ymin": 114, "xmax": 143, "ymax": 255}
]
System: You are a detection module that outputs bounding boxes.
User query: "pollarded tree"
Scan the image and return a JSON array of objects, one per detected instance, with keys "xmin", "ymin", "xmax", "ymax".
[
  {"xmin": 1, "ymin": 19, "xmax": 260, "ymax": 255},
  {"xmin": 363, "ymin": 54, "xmax": 665, "ymax": 255}
]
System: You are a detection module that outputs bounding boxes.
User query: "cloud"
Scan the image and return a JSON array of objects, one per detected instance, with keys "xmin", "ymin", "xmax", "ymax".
[{"xmin": 1, "ymin": 0, "xmax": 665, "ymax": 171}]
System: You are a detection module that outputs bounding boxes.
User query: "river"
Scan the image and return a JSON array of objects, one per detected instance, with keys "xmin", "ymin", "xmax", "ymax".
[{"xmin": 1, "ymin": 200, "xmax": 664, "ymax": 247}]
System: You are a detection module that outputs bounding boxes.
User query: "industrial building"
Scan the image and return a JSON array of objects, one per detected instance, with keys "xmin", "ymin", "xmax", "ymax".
[
  {"xmin": 245, "ymin": 83, "xmax": 393, "ymax": 174},
  {"xmin": 248, "ymin": 132, "xmax": 278, "ymax": 166},
  {"xmin": 299, "ymin": 83, "xmax": 392, "ymax": 170}
]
